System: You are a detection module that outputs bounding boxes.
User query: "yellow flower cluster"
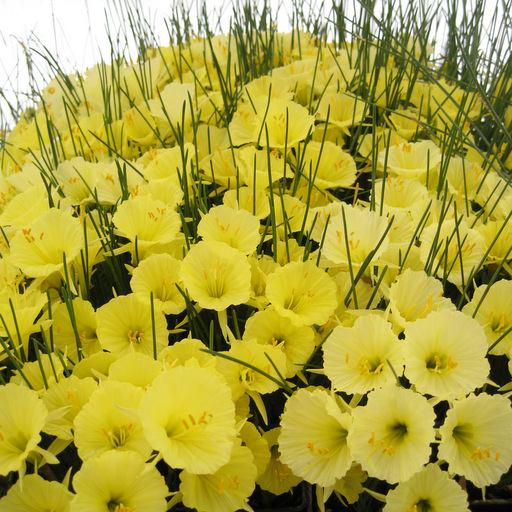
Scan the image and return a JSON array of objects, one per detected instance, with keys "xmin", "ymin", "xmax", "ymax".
[{"xmin": 1, "ymin": 5, "xmax": 512, "ymax": 511}]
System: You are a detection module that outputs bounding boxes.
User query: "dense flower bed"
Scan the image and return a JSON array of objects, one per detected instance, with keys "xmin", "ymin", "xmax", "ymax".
[{"xmin": 1, "ymin": 1, "xmax": 512, "ymax": 511}]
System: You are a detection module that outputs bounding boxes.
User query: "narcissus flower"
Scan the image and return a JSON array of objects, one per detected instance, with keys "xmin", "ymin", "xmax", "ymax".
[
  {"xmin": 47, "ymin": 297, "xmax": 100, "ymax": 361},
  {"xmin": 237, "ymin": 145, "xmax": 292, "ymax": 189},
  {"xmin": 388, "ymin": 269, "xmax": 455, "ymax": 329},
  {"xmin": 130, "ymin": 253, "xmax": 186, "ymax": 315},
  {"xmin": 265, "ymin": 260, "xmax": 337, "ymax": 327},
  {"xmin": 371, "ymin": 175, "xmax": 430, "ymax": 223},
  {"xmin": 322, "ymin": 204, "xmax": 390, "ymax": 271},
  {"xmin": 107, "ymin": 352, "xmax": 162, "ymax": 388},
  {"xmin": 138, "ymin": 365, "xmax": 237, "ymax": 474},
  {"xmin": 239, "ymin": 422, "xmax": 271, "ymax": 479},
  {"xmin": 9, "ymin": 207, "xmax": 84, "ymax": 280},
  {"xmin": 278, "ymin": 387, "xmax": 353, "ymax": 487},
  {"xmin": 257, "ymin": 427, "xmax": 303, "ymax": 495},
  {"xmin": 230, "ymin": 96, "xmax": 314, "ymax": 148},
  {"xmin": 316, "ymin": 92, "xmax": 366, "ymax": 135},
  {"xmin": 70, "ymin": 450, "xmax": 168, "ymax": 512},
  {"xmin": 112, "ymin": 193, "xmax": 181, "ymax": 258},
  {"xmin": 323, "ymin": 314, "xmax": 403, "ymax": 394},
  {"xmin": 158, "ymin": 337, "xmax": 216, "ymax": 370},
  {"xmin": 295, "ymin": 140, "xmax": 357, "ymax": 190},
  {"xmin": 379, "ymin": 139, "xmax": 442, "ymax": 182},
  {"xmin": 0, "ymin": 473, "xmax": 73, "ymax": 512},
  {"xmin": 55, "ymin": 156, "xmax": 99, "ymax": 205},
  {"xmin": 348, "ymin": 384, "xmax": 435, "ymax": 483},
  {"xmin": 438, "ymin": 393, "xmax": 512, "ymax": 488},
  {"xmin": 419, "ymin": 218, "xmax": 485, "ymax": 287},
  {"xmin": 42, "ymin": 375, "xmax": 97, "ymax": 441},
  {"xmin": 179, "ymin": 439, "xmax": 257, "ymax": 512},
  {"xmin": 403, "ymin": 309, "xmax": 489, "ymax": 398},
  {"xmin": 383, "ymin": 463, "xmax": 470, "ymax": 512},
  {"xmin": 180, "ymin": 240, "xmax": 252, "ymax": 311},
  {"xmin": 462, "ymin": 279, "xmax": 512, "ymax": 355},
  {"xmin": 332, "ymin": 463, "xmax": 368, "ymax": 506},
  {"xmin": 0, "ymin": 383, "xmax": 48, "ymax": 475},
  {"xmin": 10, "ymin": 353, "xmax": 66, "ymax": 392},
  {"xmin": 223, "ymin": 187, "xmax": 270, "ymax": 220},
  {"xmin": 0, "ymin": 287, "xmax": 48, "ymax": 359},
  {"xmin": 197, "ymin": 204, "xmax": 261, "ymax": 255},
  {"xmin": 215, "ymin": 339, "xmax": 288, "ymax": 401},
  {"xmin": 73, "ymin": 380, "xmax": 152, "ymax": 460},
  {"xmin": 97, "ymin": 293, "xmax": 169, "ymax": 356},
  {"xmin": 243, "ymin": 308, "xmax": 316, "ymax": 378}
]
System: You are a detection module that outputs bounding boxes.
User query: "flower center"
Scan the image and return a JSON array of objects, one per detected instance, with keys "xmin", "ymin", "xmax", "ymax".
[
  {"xmin": 102, "ymin": 424, "xmax": 134, "ymax": 448},
  {"xmin": 488, "ymin": 311, "xmax": 512, "ymax": 333},
  {"xmin": 108, "ymin": 501, "xmax": 136, "ymax": 512},
  {"xmin": 218, "ymin": 473, "xmax": 240, "ymax": 495},
  {"xmin": 347, "ymin": 354, "xmax": 385, "ymax": 375},
  {"xmin": 167, "ymin": 411, "xmax": 213, "ymax": 439},
  {"xmin": 426, "ymin": 354, "xmax": 457, "ymax": 373},
  {"xmin": 128, "ymin": 330, "xmax": 145, "ymax": 344},
  {"xmin": 407, "ymin": 500, "xmax": 432, "ymax": 512},
  {"xmin": 204, "ymin": 261, "xmax": 226, "ymax": 298},
  {"xmin": 284, "ymin": 286, "xmax": 315, "ymax": 312}
]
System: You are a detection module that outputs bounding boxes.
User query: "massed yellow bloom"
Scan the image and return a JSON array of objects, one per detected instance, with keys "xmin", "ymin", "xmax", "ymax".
[
  {"xmin": 239, "ymin": 421, "xmax": 270, "ymax": 479},
  {"xmin": 403, "ymin": 309, "xmax": 489, "ymax": 399},
  {"xmin": 180, "ymin": 240, "xmax": 251, "ymax": 311},
  {"xmin": 0, "ymin": 383, "xmax": 48, "ymax": 476},
  {"xmin": 347, "ymin": 384, "xmax": 435, "ymax": 483},
  {"xmin": 0, "ymin": 473, "xmax": 73, "ymax": 512},
  {"xmin": 8, "ymin": 207, "xmax": 84, "ymax": 280},
  {"xmin": 97, "ymin": 293, "xmax": 169, "ymax": 357},
  {"xmin": 70, "ymin": 450, "xmax": 168, "ymax": 512},
  {"xmin": 371, "ymin": 175, "xmax": 430, "ymax": 223},
  {"xmin": 278, "ymin": 387, "xmax": 352, "ymax": 487},
  {"xmin": 138, "ymin": 365, "xmax": 237, "ymax": 474},
  {"xmin": 332, "ymin": 462, "xmax": 368, "ymax": 506},
  {"xmin": 148, "ymin": 81, "xmax": 195, "ymax": 130},
  {"xmin": 438, "ymin": 393, "xmax": 512, "ymax": 488},
  {"xmin": 265, "ymin": 259, "xmax": 337, "ymax": 327}
]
